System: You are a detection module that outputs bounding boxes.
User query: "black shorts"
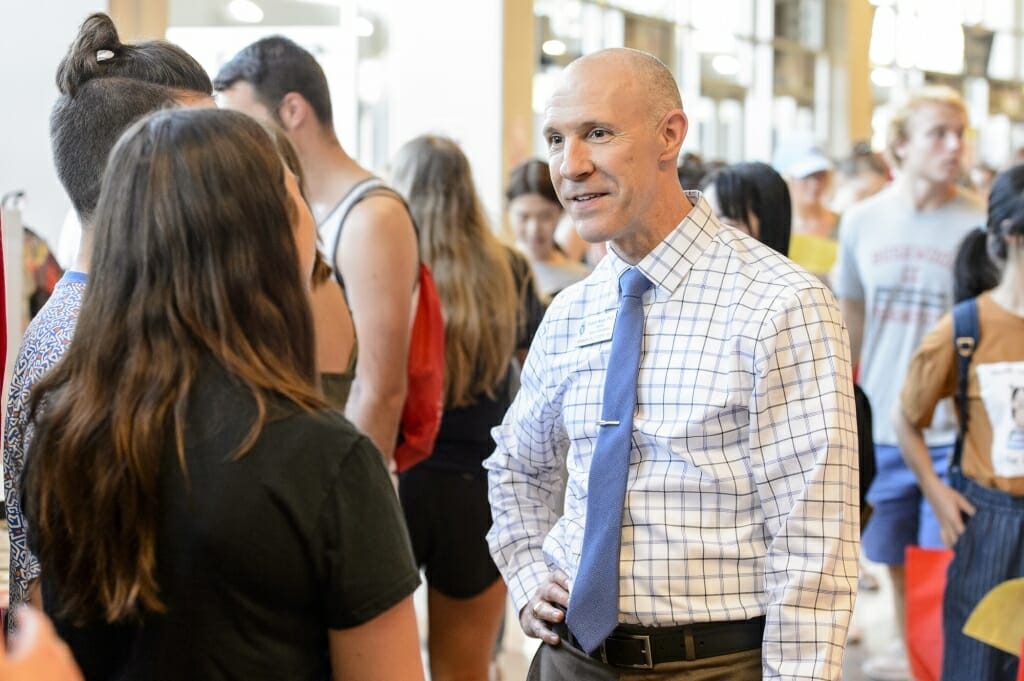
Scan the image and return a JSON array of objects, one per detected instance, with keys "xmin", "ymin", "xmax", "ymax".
[{"xmin": 398, "ymin": 465, "xmax": 500, "ymax": 599}]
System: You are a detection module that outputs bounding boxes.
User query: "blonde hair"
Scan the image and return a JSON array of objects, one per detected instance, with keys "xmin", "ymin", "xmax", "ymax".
[
  {"xmin": 886, "ymin": 85, "xmax": 967, "ymax": 168},
  {"xmin": 391, "ymin": 135, "xmax": 518, "ymax": 408}
]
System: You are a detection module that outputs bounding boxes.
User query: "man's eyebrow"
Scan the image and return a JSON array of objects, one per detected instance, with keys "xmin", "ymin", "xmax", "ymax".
[{"xmin": 578, "ymin": 119, "xmax": 615, "ymax": 131}]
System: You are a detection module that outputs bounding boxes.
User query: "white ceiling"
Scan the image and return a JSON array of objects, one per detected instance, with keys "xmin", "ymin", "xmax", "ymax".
[{"xmin": 169, "ymin": 0, "xmax": 341, "ymax": 27}]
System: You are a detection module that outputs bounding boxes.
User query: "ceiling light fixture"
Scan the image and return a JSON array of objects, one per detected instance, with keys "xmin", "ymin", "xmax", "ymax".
[
  {"xmin": 355, "ymin": 16, "xmax": 374, "ymax": 38},
  {"xmin": 228, "ymin": 0, "xmax": 264, "ymax": 23},
  {"xmin": 542, "ymin": 39, "xmax": 567, "ymax": 57}
]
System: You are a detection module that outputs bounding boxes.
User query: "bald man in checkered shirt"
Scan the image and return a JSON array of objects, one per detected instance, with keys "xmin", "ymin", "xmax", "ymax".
[{"xmin": 485, "ymin": 48, "xmax": 859, "ymax": 680}]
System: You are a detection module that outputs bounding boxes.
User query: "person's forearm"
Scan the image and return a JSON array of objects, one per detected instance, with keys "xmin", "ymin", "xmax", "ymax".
[
  {"xmin": 896, "ymin": 411, "xmax": 944, "ymax": 497},
  {"xmin": 761, "ymin": 433, "xmax": 859, "ymax": 680},
  {"xmin": 839, "ymin": 297, "xmax": 865, "ymax": 368},
  {"xmin": 484, "ymin": 416, "xmax": 569, "ymax": 613},
  {"xmin": 346, "ymin": 380, "xmax": 406, "ymax": 466},
  {"xmin": 484, "ymin": 458, "xmax": 560, "ymax": 613}
]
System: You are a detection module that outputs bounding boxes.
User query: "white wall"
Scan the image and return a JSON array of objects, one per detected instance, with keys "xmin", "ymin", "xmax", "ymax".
[
  {"xmin": 384, "ymin": 0, "xmax": 505, "ymax": 221},
  {"xmin": 0, "ymin": 2, "xmax": 107, "ymax": 250}
]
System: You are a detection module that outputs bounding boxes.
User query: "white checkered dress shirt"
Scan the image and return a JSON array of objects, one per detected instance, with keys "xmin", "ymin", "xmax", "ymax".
[{"xmin": 485, "ymin": 193, "xmax": 859, "ymax": 679}]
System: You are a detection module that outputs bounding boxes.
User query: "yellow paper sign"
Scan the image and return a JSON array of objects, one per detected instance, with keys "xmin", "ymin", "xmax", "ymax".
[{"xmin": 963, "ymin": 578, "xmax": 1024, "ymax": 656}]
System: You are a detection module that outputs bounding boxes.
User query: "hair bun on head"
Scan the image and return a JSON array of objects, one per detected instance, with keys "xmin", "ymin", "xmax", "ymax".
[{"xmin": 56, "ymin": 13, "xmax": 124, "ymax": 97}]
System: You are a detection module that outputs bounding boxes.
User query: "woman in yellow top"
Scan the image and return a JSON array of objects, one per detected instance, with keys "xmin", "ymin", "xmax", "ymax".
[{"xmin": 777, "ymin": 145, "xmax": 839, "ymax": 279}]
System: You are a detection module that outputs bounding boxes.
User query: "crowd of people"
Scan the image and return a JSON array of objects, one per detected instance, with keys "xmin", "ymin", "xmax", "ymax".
[{"xmin": 1, "ymin": 11, "xmax": 1023, "ymax": 681}]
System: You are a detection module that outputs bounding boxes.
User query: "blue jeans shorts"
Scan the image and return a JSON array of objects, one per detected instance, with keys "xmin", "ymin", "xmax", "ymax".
[{"xmin": 861, "ymin": 444, "xmax": 950, "ymax": 565}]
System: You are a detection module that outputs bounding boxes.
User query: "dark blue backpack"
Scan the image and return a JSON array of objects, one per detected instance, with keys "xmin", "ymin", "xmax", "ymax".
[{"xmin": 952, "ymin": 298, "xmax": 980, "ymax": 470}]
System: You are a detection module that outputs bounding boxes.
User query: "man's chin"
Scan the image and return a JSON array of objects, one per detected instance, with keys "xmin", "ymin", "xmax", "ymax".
[{"xmin": 574, "ymin": 222, "xmax": 613, "ymax": 245}]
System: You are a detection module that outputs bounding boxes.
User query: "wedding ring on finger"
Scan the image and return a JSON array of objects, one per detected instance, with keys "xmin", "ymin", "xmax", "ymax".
[{"xmin": 532, "ymin": 600, "xmax": 543, "ymax": 616}]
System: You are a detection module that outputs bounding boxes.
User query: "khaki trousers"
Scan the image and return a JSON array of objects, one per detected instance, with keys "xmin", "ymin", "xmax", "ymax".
[{"xmin": 526, "ymin": 640, "xmax": 762, "ymax": 681}]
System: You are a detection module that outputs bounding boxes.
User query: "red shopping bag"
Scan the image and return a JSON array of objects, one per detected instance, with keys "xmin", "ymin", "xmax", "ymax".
[{"xmin": 905, "ymin": 546, "xmax": 954, "ymax": 681}]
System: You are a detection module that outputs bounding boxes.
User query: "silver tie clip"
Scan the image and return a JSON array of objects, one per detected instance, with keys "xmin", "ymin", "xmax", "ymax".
[{"xmin": 596, "ymin": 419, "xmax": 620, "ymax": 426}]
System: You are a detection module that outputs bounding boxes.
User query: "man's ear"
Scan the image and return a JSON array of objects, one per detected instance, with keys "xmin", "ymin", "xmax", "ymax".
[
  {"xmin": 659, "ymin": 109, "xmax": 688, "ymax": 164},
  {"xmin": 277, "ymin": 92, "xmax": 313, "ymax": 132}
]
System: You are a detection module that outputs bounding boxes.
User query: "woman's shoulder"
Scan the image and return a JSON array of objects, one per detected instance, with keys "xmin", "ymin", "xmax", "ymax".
[
  {"xmin": 266, "ymin": 404, "xmax": 370, "ymax": 461},
  {"xmin": 189, "ymin": 367, "xmax": 372, "ymax": 471}
]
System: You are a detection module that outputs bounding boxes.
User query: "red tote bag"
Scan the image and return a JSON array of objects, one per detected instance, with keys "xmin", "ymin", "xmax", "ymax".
[{"xmin": 905, "ymin": 546, "xmax": 954, "ymax": 681}]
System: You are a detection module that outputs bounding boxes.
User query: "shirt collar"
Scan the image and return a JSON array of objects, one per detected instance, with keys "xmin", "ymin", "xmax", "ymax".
[{"xmin": 606, "ymin": 191, "xmax": 722, "ymax": 297}]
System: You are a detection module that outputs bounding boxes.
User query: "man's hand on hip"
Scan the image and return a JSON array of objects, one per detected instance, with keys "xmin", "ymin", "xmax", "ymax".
[{"xmin": 520, "ymin": 569, "xmax": 570, "ymax": 645}]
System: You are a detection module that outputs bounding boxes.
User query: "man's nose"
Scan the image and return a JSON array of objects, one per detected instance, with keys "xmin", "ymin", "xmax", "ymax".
[{"xmin": 559, "ymin": 137, "xmax": 594, "ymax": 180}]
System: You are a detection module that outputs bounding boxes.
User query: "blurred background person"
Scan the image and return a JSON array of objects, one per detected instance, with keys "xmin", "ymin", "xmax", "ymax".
[
  {"xmin": 954, "ymin": 226, "xmax": 1001, "ymax": 304},
  {"xmin": 23, "ymin": 108, "xmax": 424, "ymax": 681},
  {"xmin": 506, "ymin": 159, "xmax": 588, "ymax": 300},
  {"xmin": 834, "ymin": 85, "xmax": 984, "ymax": 681},
  {"xmin": 391, "ymin": 135, "xmax": 544, "ymax": 681},
  {"xmin": 831, "ymin": 142, "xmax": 893, "ymax": 594},
  {"xmin": 675, "ymin": 151, "xmax": 709, "ymax": 190},
  {"xmin": 21, "ymin": 224, "xmax": 63, "ymax": 326},
  {"xmin": 553, "ymin": 218, "xmax": 606, "ymax": 271},
  {"xmin": 776, "ymin": 142, "xmax": 840, "ymax": 282},
  {"xmin": 700, "ymin": 161, "xmax": 792, "ymax": 255},
  {"xmin": 215, "ymin": 36, "xmax": 419, "ymax": 466},
  {"xmin": 833, "ymin": 142, "xmax": 891, "ymax": 215}
]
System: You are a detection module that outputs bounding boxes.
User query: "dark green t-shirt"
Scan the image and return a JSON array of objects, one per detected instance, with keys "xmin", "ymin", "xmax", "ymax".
[{"xmin": 42, "ymin": 367, "xmax": 420, "ymax": 680}]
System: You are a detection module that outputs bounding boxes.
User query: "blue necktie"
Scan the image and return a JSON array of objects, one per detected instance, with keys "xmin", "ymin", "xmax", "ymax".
[{"xmin": 566, "ymin": 267, "xmax": 652, "ymax": 654}]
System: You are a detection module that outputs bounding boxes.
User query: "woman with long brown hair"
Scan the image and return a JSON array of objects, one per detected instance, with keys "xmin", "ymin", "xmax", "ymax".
[
  {"xmin": 22, "ymin": 108, "xmax": 424, "ymax": 681},
  {"xmin": 390, "ymin": 135, "xmax": 545, "ymax": 681}
]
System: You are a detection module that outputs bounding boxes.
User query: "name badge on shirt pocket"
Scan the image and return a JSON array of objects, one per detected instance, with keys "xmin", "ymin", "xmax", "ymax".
[{"xmin": 576, "ymin": 309, "xmax": 617, "ymax": 347}]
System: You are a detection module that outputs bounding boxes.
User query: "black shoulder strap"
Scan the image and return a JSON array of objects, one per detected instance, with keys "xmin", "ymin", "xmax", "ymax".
[
  {"xmin": 320, "ymin": 178, "xmax": 417, "ymax": 289},
  {"xmin": 952, "ymin": 297, "xmax": 980, "ymax": 469}
]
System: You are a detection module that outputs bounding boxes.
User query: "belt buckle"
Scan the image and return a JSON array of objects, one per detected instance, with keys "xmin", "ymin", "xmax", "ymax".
[{"xmin": 600, "ymin": 632, "xmax": 654, "ymax": 670}]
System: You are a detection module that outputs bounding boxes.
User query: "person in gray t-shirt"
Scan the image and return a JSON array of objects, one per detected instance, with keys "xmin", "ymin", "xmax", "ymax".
[{"xmin": 833, "ymin": 85, "xmax": 985, "ymax": 681}]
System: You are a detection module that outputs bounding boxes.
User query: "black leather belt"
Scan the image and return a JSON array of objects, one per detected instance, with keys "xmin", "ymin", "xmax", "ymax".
[{"xmin": 554, "ymin": 616, "xmax": 765, "ymax": 670}]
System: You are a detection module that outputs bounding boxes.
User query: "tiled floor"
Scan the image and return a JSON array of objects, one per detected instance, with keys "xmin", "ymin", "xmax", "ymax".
[{"xmin": 845, "ymin": 560, "xmax": 901, "ymax": 681}]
